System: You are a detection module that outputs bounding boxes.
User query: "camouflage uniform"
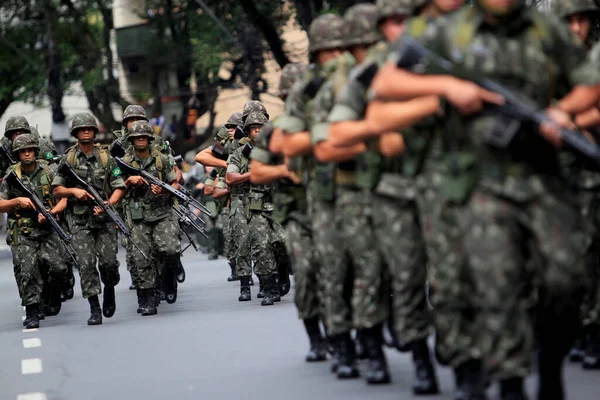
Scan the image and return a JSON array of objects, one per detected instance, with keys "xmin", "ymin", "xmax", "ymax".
[
  {"xmin": 0, "ymin": 135, "xmax": 69, "ymax": 328},
  {"xmin": 203, "ymin": 171, "xmax": 221, "ymax": 259},
  {"xmin": 387, "ymin": 3, "xmax": 600, "ymax": 394},
  {"xmin": 122, "ymin": 121, "xmax": 180, "ymax": 314},
  {"xmin": 52, "ymin": 114, "xmax": 125, "ymax": 301}
]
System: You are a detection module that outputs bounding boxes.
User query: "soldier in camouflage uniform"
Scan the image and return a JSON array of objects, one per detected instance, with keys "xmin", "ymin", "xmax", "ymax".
[
  {"xmin": 227, "ymin": 112, "xmax": 280, "ymax": 305},
  {"xmin": 325, "ymin": 0, "xmax": 439, "ymax": 392},
  {"xmin": 371, "ymin": 0, "xmax": 600, "ymax": 398},
  {"xmin": 121, "ymin": 121, "xmax": 181, "ymax": 316},
  {"xmin": 202, "ymin": 167, "xmax": 222, "ymax": 260},
  {"xmin": 242, "ymin": 101, "xmax": 270, "ymax": 124},
  {"xmin": 52, "ymin": 113, "xmax": 126, "ymax": 326},
  {"xmin": 281, "ymin": 14, "xmax": 366, "ymax": 379},
  {"xmin": 0, "ymin": 134, "xmax": 70, "ymax": 329},
  {"xmin": 554, "ymin": 0, "xmax": 600, "ymax": 370}
]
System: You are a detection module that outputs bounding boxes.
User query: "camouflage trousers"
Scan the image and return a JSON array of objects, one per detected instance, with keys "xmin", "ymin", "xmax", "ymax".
[
  {"xmin": 371, "ymin": 180, "xmax": 431, "ymax": 345},
  {"xmin": 222, "ymin": 206, "xmax": 236, "ymax": 261},
  {"xmin": 312, "ymin": 199, "xmax": 353, "ymax": 336},
  {"xmin": 122, "ymin": 236, "xmax": 137, "ymax": 286},
  {"xmin": 71, "ymin": 222, "xmax": 120, "ymax": 298},
  {"xmin": 130, "ymin": 215, "xmax": 181, "ymax": 290},
  {"xmin": 286, "ymin": 215, "xmax": 320, "ymax": 320},
  {"xmin": 229, "ymin": 197, "xmax": 251, "ymax": 276},
  {"xmin": 11, "ymin": 232, "xmax": 69, "ymax": 306},
  {"xmin": 244, "ymin": 213, "xmax": 276, "ymax": 276},
  {"xmin": 337, "ymin": 188, "xmax": 388, "ymax": 329},
  {"xmin": 578, "ymin": 190, "xmax": 600, "ymax": 329},
  {"xmin": 442, "ymin": 184, "xmax": 589, "ymax": 380},
  {"xmin": 205, "ymin": 215, "xmax": 221, "ymax": 258}
]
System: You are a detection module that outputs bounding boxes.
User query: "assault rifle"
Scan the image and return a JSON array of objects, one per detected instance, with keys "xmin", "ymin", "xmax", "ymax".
[
  {"xmin": 116, "ymin": 157, "xmax": 211, "ymax": 217},
  {"xmin": 0, "ymin": 145, "xmax": 17, "ymax": 165},
  {"xmin": 173, "ymin": 204, "xmax": 208, "ymax": 254},
  {"xmin": 58, "ymin": 162, "xmax": 149, "ymax": 259},
  {"xmin": 6, "ymin": 171, "xmax": 77, "ymax": 264},
  {"xmin": 393, "ymin": 37, "xmax": 600, "ymax": 164}
]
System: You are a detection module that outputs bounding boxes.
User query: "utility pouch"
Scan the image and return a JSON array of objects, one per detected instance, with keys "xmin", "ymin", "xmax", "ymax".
[
  {"xmin": 129, "ymin": 202, "xmax": 144, "ymax": 221},
  {"xmin": 7, "ymin": 219, "xmax": 17, "ymax": 245},
  {"xmin": 18, "ymin": 218, "xmax": 33, "ymax": 235},
  {"xmin": 313, "ymin": 163, "xmax": 336, "ymax": 202},
  {"xmin": 249, "ymin": 192, "xmax": 265, "ymax": 212},
  {"xmin": 443, "ymin": 152, "xmax": 478, "ymax": 204},
  {"xmin": 355, "ymin": 151, "xmax": 381, "ymax": 190}
]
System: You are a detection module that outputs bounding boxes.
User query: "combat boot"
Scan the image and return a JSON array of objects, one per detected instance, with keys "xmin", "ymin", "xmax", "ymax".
[
  {"xmin": 24, "ymin": 304, "xmax": 40, "ymax": 329},
  {"xmin": 136, "ymin": 289, "xmax": 143, "ymax": 313},
  {"xmin": 332, "ymin": 332, "xmax": 360, "ymax": 379},
  {"xmin": 23, "ymin": 304, "xmax": 34, "ymax": 327},
  {"xmin": 500, "ymin": 377, "xmax": 528, "ymax": 400},
  {"xmin": 238, "ymin": 276, "xmax": 251, "ymax": 301},
  {"xmin": 164, "ymin": 269, "xmax": 178, "ymax": 304},
  {"xmin": 44, "ymin": 284, "xmax": 62, "ymax": 316},
  {"xmin": 454, "ymin": 359, "xmax": 487, "ymax": 400},
  {"xmin": 227, "ymin": 259, "xmax": 239, "ymax": 282},
  {"xmin": 261, "ymin": 275, "xmax": 275, "ymax": 306},
  {"xmin": 361, "ymin": 324, "xmax": 391, "ymax": 384},
  {"xmin": 102, "ymin": 285, "xmax": 116, "ymax": 318},
  {"xmin": 257, "ymin": 275, "xmax": 265, "ymax": 298},
  {"xmin": 411, "ymin": 339, "xmax": 440, "ymax": 395},
  {"xmin": 303, "ymin": 316, "xmax": 327, "ymax": 362},
  {"xmin": 87, "ymin": 295, "xmax": 102, "ymax": 325},
  {"xmin": 583, "ymin": 330, "xmax": 600, "ymax": 369},
  {"xmin": 176, "ymin": 259, "xmax": 186, "ymax": 283},
  {"xmin": 140, "ymin": 289, "xmax": 157, "ymax": 316},
  {"xmin": 355, "ymin": 329, "xmax": 368, "ymax": 360},
  {"xmin": 271, "ymin": 275, "xmax": 281, "ymax": 303}
]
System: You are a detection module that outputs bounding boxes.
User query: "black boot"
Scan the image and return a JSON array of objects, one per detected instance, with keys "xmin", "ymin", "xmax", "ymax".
[
  {"xmin": 454, "ymin": 359, "xmax": 487, "ymax": 400},
  {"xmin": 569, "ymin": 337, "xmax": 585, "ymax": 362},
  {"xmin": 333, "ymin": 332, "xmax": 360, "ymax": 379},
  {"xmin": 227, "ymin": 259, "xmax": 239, "ymax": 282},
  {"xmin": 304, "ymin": 317, "xmax": 327, "ymax": 362},
  {"xmin": 500, "ymin": 377, "xmax": 528, "ymax": 400},
  {"xmin": 176, "ymin": 259, "xmax": 186, "ymax": 283},
  {"xmin": 23, "ymin": 304, "xmax": 33, "ymax": 327},
  {"xmin": 24, "ymin": 304, "xmax": 40, "ymax": 329},
  {"xmin": 261, "ymin": 275, "xmax": 275, "ymax": 306},
  {"xmin": 164, "ymin": 268, "xmax": 178, "ymax": 304},
  {"xmin": 87, "ymin": 295, "xmax": 102, "ymax": 325},
  {"xmin": 583, "ymin": 330, "xmax": 600, "ymax": 369},
  {"xmin": 257, "ymin": 275, "xmax": 265, "ymax": 298},
  {"xmin": 102, "ymin": 285, "xmax": 116, "ymax": 318},
  {"xmin": 141, "ymin": 289, "xmax": 158, "ymax": 316},
  {"xmin": 271, "ymin": 275, "xmax": 281, "ymax": 303},
  {"xmin": 238, "ymin": 276, "xmax": 251, "ymax": 301},
  {"xmin": 411, "ymin": 339, "xmax": 440, "ymax": 395},
  {"xmin": 362, "ymin": 324, "xmax": 391, "ymax": 384},
  {"xmin": 355, "ymin": 329, "xmax": 368, "ymax": 360},
  {"xmin": 44, "ymin": 284, "xmax": 62, "ymax": 316},
  {"xmin": 136, "ymin": 289, "xmax": 143, "ymax": 313},
  {"xmin": 129, "ymin": 283, "xmax": 136, "ymax": 290}
]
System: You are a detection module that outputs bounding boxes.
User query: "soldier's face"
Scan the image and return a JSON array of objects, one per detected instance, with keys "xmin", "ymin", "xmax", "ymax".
[
  {"xmin": 126, "ymin": 117, "xmax": 144, "ymax": 130},
  {"xmin": 76, "ymin": 127, "xmax": 95, "ymax": 143},
  {"xmin": 379, "ymin": 15, "xmax": 407, "ymax": 42},
  {"xmin": 133, "ymin": 136, "xmax": 150, "ymax": 150},
  {"xmin": 226, "ymin": 126, "xmax": 236, "ymax": 139},
  {"xmin": 317, "ymin": 48, "xmax": 344, "ymax": 65},
  {"xmin": 248, "ymin": 126, "xmax": 261, "ymax": 139},
  {"xmin": 567, "ymin": 13, "xmax": 591, "ymax": 43},
  {"xmin": 19, "ymin": 148, "xmax": 36, "ymax": 165},
  {"xmin": 433, "ymin": 0, "xmax": 465, "ymax": 13},
  {"xmin": 479, "ymin": 0, "xmax": 516, "ymax": 14},
  {"xmin": 10, "ymin": 131, "xmax": 26, "ymax": 141}
]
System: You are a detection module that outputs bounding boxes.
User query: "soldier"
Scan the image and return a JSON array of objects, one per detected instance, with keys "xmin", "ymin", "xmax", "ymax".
[
  {"xmin": 370, "ymin": 0, "xmax": 600, "ymax": 398},
  {"xmin": 52, "ymin": 113, "xmax": 126, "ymax": 326},
  {"xmin": 281, "ymin": 13, "xmax": 365, "ymax": 379},
  {"xmin": 242, "ymin": 101, "xmax": 270, "ymax": 123},
  {"xmin": 202, "ymin": 167, "xmax": 222, "ymax": 260},
  {"xmin": 553, "ymin": 0, "xmax": 599, "ymax": 49},
  {"xmin": 0, "ymin": 134, "xmax": 70, "ymax": 329},
  {"xmin": 121, "ymin": 121, "xmax": 181, "ymax": 315},
  {"xmin": 325, "ymin": 0, "xmax": 440, "ymax": 392},
  {"xmin": 226, "ymin": 111, "xmax": 279, "ymax": 305}
]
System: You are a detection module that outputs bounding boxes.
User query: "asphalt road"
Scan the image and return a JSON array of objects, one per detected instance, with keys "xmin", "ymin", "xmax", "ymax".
[{"xmin": 0, "ymin": 248, "xmax": 599, "ymax": 400}]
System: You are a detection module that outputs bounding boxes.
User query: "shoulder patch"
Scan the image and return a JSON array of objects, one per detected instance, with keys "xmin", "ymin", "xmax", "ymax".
[{"xmin": 111, "ymin": 167, "xmax": 122, "ymax": 178}]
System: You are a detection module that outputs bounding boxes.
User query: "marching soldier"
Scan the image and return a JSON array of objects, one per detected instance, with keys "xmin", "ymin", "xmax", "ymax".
[
  {"xmin": 0, "ymin": 134, "xmax": 70, "ymax": 329},
  {"xmin": 52, "ymin": 113, "xmax": 126, "ymax": 326}
]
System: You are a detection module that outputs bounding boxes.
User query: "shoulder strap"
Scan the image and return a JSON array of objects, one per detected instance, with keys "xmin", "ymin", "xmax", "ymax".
[
  {"xmin": 14, "ymin": 164, "xmax": 21, "ymax": 179},
  {"xmin": 66, "ymin": 146, "xmax": 77, "ymax": 167},
  {"xmin": 94, "ymin": 144, "xmax": 109, "ymax": 168},
  {"xmin": 454, "ymin": 7, "xmax": 477, "ymax": 53}
]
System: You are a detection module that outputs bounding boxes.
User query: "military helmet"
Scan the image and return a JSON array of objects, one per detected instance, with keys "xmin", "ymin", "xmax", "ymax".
[
  {"xmin": 279, "ymin": 63, "xmax": 308, "ymax": 99},
  {"xmin": 70, "ymin": 113, "xmax": 99, "ymax": 137},
  {"xmin": 344, "ymin": 3, "xmax": 382, "ymax": 47},
  {"xmin": 242, "ymin": 101, "xmax": 269, "ymax": 121},
  {"xmin": 376, "ymin": 0, "xmax": 424, "ymax": 22},
  {"xmin": 11, "ymin": 134, "xmax": 39, "ymax": 154},
  {"xmin": 308, "ymin": 14, "xmax": 346, "ymax": 53},
  {"xmin": 475, "ymin": 0, "xmax": 526, "ymax": 16},
  {"xmin": 225, "ymin": 112, "xmax": 243, "ymax": 128},
  {"xmin": 552, "ymin": 0, "xmax": 599, "ymax": 19},
  {"xmin": 127, "ymin": 120, "xmax": 156, "ymax": 141},
  {"xmin": 4, "ymin": 116, "xmax": 31, "ymax": 138},
  {"xmin": 244, "ymin": 111, "xmax": 268, "ymax": 129},
  {"xmin": 122, "ymin": 105, "xmax": 149, "ymax": 125}
]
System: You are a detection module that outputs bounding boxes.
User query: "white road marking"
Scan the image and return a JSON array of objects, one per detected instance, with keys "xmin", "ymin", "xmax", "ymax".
[
  {"xmin": 22, "ymin": 338, "xmax": 41, "ymax": 349},
  {"xmin": 17, "ymin": 393, "xmax": 47, "ymax": 400},
  {"xmin": 21, "ymin": 358, "xmax": 42, "ymax": 375},
  {"xmin": 22, "ymin": 328, "xmax": 38, "ymax": 333}
]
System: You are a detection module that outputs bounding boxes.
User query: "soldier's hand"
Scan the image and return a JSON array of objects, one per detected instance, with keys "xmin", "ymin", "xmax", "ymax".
[
  {"xmin": 126, "ymin": 176, "xmax": 148, "ymax": 186},
  {"xmin": 151, "ymin": 184, "xmax": 166, "ymax": 195},
  {"xmin": 540, "ymin": 107, "xmax": 572, "ymax": 148},
  {"xmin": 38, "ymin": 213, "xmax": 47, "ymax": 224},
  {"xmin": 286, "ymin": 170, "xmax": 302, "ymax": 185},
  {"xmin": 15, "ymin": 197, "xmax": 34, "ymax": 210},
  {"xmin": 444, "ymin": 78, "xmax": 504, "ymax": 115},
  {"xmin": 72, "ymin": 188, "xmax": 93, "ymax": 201}
]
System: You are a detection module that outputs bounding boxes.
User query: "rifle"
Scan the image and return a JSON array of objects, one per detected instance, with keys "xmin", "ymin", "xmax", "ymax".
[
  {"xmin": 0, "ymin": 145, "xmax": 17, "ymax": 165},
  {"xmin": 394, "ymin": 37, "xmax": 600, "ymax": 164},
  {"xmin": 116, "ymin": 157, "xmax": 211, "ymax": 217},
  {"xmin": 58, "ymin": 162, "xmax": 149, "ymax": 260},
  {"xmin": 173, "ymin": 205, "xmax": 208, "ymax": 254},
  {"xmin": 5, "ymin": 171, "xmax": 78, "ymax": 264}
]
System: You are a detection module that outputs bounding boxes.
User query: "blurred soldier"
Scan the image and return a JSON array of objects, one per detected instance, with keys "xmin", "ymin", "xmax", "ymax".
[
  {"xmin": 121, "ymin": 121, "xmax": 181, "ymax": 315},
  {"xmin": 0, "ymin": 134, "xmax": 70, "ymax": 329},
  {"xmin": 203, "ymin": 167, "xmax": 222, "ymax": 260},
  {"xmin": 53, "ymin": 113, "xmax": 126, "ymax": 325}
]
